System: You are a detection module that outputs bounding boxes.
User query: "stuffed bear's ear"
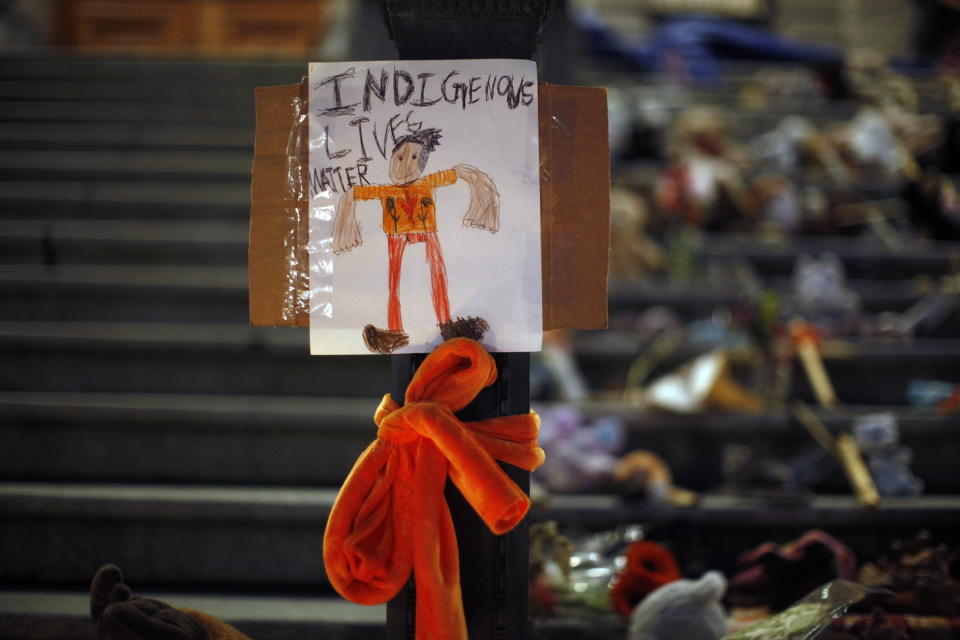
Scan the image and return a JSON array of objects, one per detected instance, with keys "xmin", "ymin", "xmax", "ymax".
[
  {"xmin": 691, "ymin": 571, "xmax": 727, "ymax": 604},
  {"xmin": 90, "ymin": 564, "xmax": 125, "ymax": 622}
]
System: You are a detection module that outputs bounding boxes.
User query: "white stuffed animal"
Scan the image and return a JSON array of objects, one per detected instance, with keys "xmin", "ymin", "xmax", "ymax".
[{"xmin": 628, "ymin": 571, "xmax": 728, "ymax": 640}]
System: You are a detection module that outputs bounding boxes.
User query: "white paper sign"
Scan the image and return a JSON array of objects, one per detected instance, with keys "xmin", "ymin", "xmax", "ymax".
[{"xmin": 307, "ymin": 59, "xmax": 542, "ymax": 355}]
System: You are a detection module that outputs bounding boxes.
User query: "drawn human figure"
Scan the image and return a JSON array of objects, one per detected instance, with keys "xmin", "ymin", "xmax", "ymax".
[{"xmin": 332, "ymin": 127, "xmax": 500, "ymax": 353}]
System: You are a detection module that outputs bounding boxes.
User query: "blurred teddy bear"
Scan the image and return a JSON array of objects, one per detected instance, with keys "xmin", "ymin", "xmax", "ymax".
[
  {"xmin": 90, "ymin": 564, "xmax": 251, "ymax": 640},
  {"xmin": 609, "ymin": 186, "xmax": 666, "ymax": 281},
  {"xmin": 853, "ymin": 413, "xmax": 924, "ymax": 497},
  {"xmin": 628, "ymin": 571, "xmax": 728, "ymax": 640}
]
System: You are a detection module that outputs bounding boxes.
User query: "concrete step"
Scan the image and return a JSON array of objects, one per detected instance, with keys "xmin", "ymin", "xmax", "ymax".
[
  {"xmin": 0, "ymin": 322, "xmax": 390, "ymax": 396},
  {"xmin": 576, "ymin": 332, "xmax": 960, "ymax": 405},
  {"xmin": 0, "ymin": 392, "xmax": 377, "ymax": 485},
  {"xmin": 602, "ymin": 402, "xmax": 960, "ymax": 494},
  {"xmin": 4, "ymin": 482, "xmax": 960, "ymax": 587},
  {"xmin": 0, "ymin": 150, "xmax": 250, "ymax": 182},
  {"xmin": 0, "ymin": 220, "xmax": 248, "ymax": 266},
  {"xmin": 0, "ymin": 591, "xmax": 385, "ymax": 640},
  {"xmin": 0, "ymin": 100, "xmax": 252, "ymax": 124},
  {"xmin": 1, "ymin": 319, "xmax": 955, "ymax": 402},
  {"xmin": 698, "ymin": 234, "xmax": 960, "ymax": 280},
  {"xmin": 0, "ymin": 122, "xmax": 251, "ymax": 151},
  {"xmin": 783, "ymin": 339, "xmax": 960, "ymax": 406},
  {"xmin": 3, "ymin": 391, "xmax": 959, "ymax": 491},
  {"xmin": 4, "ymin": 224, "xmax": 957, "ymax": 275},
  {"xmin": 0, "ymin": 483, "xmax": 335, "ymax": 588},
  {"xmin": 609, "ymin": 278, "xmax": 927, "ymax": 318},
  {"xmin": 0, "ymin": 265, "xmax": 247, "ymax": 323},
  {"xmin": 0, "ymin": 591, "xmax": 602, "ymax": 640},
  {"xmin": 0, "ymin": 264, "xmax": 942, "ymax": 324},
  {"xmin": 0, "ymin": 181, "xmax": 248, "ymax": 219},
  {"xmin": 541, "ymin": 493, "xmax": 960, "ymax": 576},
  {"xmin": 0, "ymin": 56, "xmax": 304, "ymax": 84},
  {"xmin": 540, "ymin": 493, "xmax": 960, "ymax": 531},
  {"xmin": 0, "ymin": 80, "xmax": 257, "ymax": 103}
]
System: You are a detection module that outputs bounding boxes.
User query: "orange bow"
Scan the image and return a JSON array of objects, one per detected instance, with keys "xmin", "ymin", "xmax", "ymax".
[{"xmin": 323, "ymin": 338, "xmax": 545, "ymax": 640}]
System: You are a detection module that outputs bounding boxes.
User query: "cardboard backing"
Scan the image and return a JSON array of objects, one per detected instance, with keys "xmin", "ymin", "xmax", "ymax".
[{"xmin": 249, "ymin": 80, "xmax": 610, "ymax": 331}]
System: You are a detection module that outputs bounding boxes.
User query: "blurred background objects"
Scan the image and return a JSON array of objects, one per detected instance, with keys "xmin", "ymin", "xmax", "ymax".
[{"xmin": 2, "ymin": 1, "xmax": 960, "ymax": 639}]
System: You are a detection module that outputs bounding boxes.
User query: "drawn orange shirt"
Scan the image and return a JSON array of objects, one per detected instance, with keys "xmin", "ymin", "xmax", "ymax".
[{"xmin": 353, "ymin": 169, "xmax": 457, "ymax": 235}]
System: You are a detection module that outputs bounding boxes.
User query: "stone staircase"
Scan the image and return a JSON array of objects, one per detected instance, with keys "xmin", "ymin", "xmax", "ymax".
[
  {"xmin": 0, "ymin": 55, "xmax": 393, "ymax": 638},
  {"xmin": 2, "ymin": 55, "xmax": 960, "ymax": 639}
]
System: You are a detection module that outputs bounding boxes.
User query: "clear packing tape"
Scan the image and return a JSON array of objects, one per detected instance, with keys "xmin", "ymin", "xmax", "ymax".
[
  {"xmin": 725, "ymin": 580, "xmax": 876, "ymax": 640},
  {"xmin": 248, "ymin": 79, "xmax": 611, "ymax": 332},
  {"xmin": 282, "ymin": 87, "xmax": 310, "ymax": 323}
]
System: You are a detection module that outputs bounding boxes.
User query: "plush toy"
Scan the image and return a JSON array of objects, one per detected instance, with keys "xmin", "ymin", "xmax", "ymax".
[
  {"xmin": 90, "ymin": 564, "xmax": 251, "ymax": 640},
  {"xmin": 535, "ymin": 406, "xmax": 626, "ymax": 492},
  {"xmin": 751, "ymin": 173, "xmax": 801, "ymax": 235},
  {"xmin": 853, "ymin": 413, "xmax": 924, "ymax": 497},
  {"xmin": 628, "ymin": 571, "xmax": 728, "ymax": 640},
  {"xmin": 728, "ymin": 530, "xmax": 856, "ymax": 611},
  {"xmin": 613, "ymin": 450, "xmax": 674, "ymax": 502},
  {"xmin": 613, "ymin": 450, "xmax": 699, "ymax": 507},
  {"xmin": 609, "ymin": 186, "xmax": 666, "ymax": 281},
  {"xmin": 750, "ymin": 116, "xmax": 850, "ymax": 184},
  {"xmin": 657, "ymin": 107, "xmax": 754, "ymax": 231},
  {"xmin": 791, "ymin": 253, "xmax": 860, "ymax": 330}
]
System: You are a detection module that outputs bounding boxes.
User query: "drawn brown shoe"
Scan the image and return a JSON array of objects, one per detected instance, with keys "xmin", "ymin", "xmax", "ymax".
[
  {"xmin": 362, "ymin": 324, "xmax": 410, "ymax": 354},
  {"xmin": 439, "ymin": 316, "xmax": 490, "ymax": 342}
]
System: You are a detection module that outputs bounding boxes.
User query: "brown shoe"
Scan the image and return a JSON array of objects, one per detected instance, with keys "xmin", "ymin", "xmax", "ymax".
[
  {"xmin": 362, "ymin": 324, "xmax": 410, "ymax": 354},
  {"xmin": 439, "ymin": 316, "xmax": 490, "ymax": 342}
]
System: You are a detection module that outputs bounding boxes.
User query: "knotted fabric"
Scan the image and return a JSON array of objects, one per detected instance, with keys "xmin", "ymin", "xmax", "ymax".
[{"xmin": 323, "ymin": 338, "xmax": 544, "ymax": 640}]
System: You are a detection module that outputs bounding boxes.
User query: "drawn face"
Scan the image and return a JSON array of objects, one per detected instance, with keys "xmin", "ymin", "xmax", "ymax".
[{"xmin": 389, "ymin": 141, "xmax": 425, "ymax": 184}]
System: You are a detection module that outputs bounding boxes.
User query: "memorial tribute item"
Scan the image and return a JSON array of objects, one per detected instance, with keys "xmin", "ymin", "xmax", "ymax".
[
  {"xmin": 248, "ymin": 80, "xmax": 610, "ymax": 334},
  {"xmin": 89, "ymin": 564, "xmax": 251, "ymax": 640},
  {"xmin": 727, "ymin": 530, "xmax": 857, "ymax": 611},
  {"xmin": 628, "ymin": 571, "xmax": 728, "ymax": 640},
  {"xmin": 642, "ymin": 349, "xmax": 764, "ymax": 415},
  {"xmin": 793, "ymin": 402, "xmax": 881, "ymax": 508},
  {"xmin": 79, "ymin": 4, "xmax": 608, "ymax": 639},
  {"xmin": 307, "ymin": 59, "xmax": 542, "ymax": 355},
  {"xmin": 855, "ymin": 531, "xmax": 960, "ymax": 616},
  {"xmin": 610, "ymin": 540, "xmax": 682, "ymax": 617},
  {"xmin": 245, "ymin": 11, "xmax": 610, "ymax": 636},
  {"xmin": 726, "ymin": 580, "xmax": 869, "ymax": 640},
  {"xmin": 789, "ymin": 320, "xmax": 838, "ymax": 409},
  {"xmin": 853, "ymin": 413, "xmax": 924, "ymax": 497},
  {"xmin": 323, "ymin": 337, "xmax": 545, "ymax": 640}
]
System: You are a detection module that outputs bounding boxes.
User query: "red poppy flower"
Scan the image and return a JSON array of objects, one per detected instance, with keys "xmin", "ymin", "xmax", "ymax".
[{"xmin": 610, "ymin": 541, "xmax": 682, "ymax": 617}]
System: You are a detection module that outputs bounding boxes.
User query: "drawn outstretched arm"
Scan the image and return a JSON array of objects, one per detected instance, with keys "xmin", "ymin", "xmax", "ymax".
[
  {"xmin": 332, "ymin": 188, "xmax": 363, "ymax": 255},
  {"xmin": 454, "ymin": 164, "xmax": 500, "ymax": 233}
]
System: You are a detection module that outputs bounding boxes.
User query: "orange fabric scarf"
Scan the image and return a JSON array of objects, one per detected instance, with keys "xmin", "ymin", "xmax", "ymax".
[{"xmin": 323, "ymin": 338, "xmax": 545, "ymax": 640}]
